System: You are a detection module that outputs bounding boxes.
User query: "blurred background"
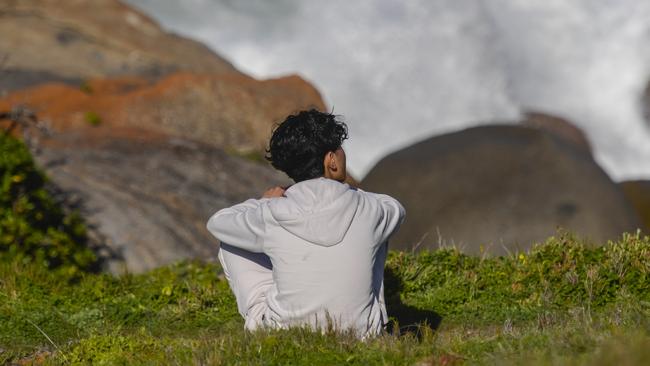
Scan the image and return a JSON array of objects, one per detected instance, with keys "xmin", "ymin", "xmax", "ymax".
[
  {"xmin": 1, "ymin": 0, "xmax": 649, "ymax": 272},
  {"xmin": 125, "ymin": 0, "xmax": 650, "ymax": 181}
]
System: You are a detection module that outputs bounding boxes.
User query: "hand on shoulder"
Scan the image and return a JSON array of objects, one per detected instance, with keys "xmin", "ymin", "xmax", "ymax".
[{"xmin": 262, "ymin": 186, "xmax": 286, "ymax": 198}]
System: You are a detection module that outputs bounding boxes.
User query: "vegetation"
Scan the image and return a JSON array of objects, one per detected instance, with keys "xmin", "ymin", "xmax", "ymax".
[
  {"xmin": 79, "ymin": 81, "xmax": 93, "ymax": 95},
  {"xmin": 226, "ymin": 147, "xmax": 267, "ymax": 164},
  {"xmin": 1, "ymin": 232, "xmax": 648, "ymax": 365},
  {"xmin": 84, "ymin": 112, "xmax": 102, "ymax": 127},
  {"xmin": 1, "ymin": 134, "xmax": 649, "ymax": 364},
  {"xmin": 0, "ymin": 134, "xmax": 95, "ymax": 274},
  {"xmin": 387, "ymin": 232, "xmax": 649, "ymax": 324}
]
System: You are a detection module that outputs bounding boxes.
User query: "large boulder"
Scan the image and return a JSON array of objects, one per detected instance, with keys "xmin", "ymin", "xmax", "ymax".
[
  {"xmin": 0, "ymin": 0, "xmax": 236, "ymax": 93},
  {"xmin": 0, "ymin": 73, "xmax": 325, "ymax": 154},
  {"xmin": 619, "ymin": 180, "xmax": 650, "ymax": 234},
  {"xmin": 35, "ymin": 128, "xmax": 290, "ymax": 273},
  {"xmin": 362, "ymin": 124, "xmax": 642, "ymax": 255}
]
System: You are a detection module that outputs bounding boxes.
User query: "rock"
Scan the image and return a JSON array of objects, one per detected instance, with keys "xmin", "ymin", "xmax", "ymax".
[
  {"xmin": 0, "ymin": 69, "xmax": 82, "ymax": 97},
  {"xmin": 35, "ymin": 128, "xmax": 290, "ymax": 273},
  {"xmin": 0, "ymin": 0, "xmax": 328, "ymax": 272},
  {"xmin": 0, "ymin": 0, "xmax": 236, "ymax": 93},
  {"xmin": 619, "ymin": 180, "xmax": 650, "ymax": 234},
  {"xmin": 361, "ymin": 124, "xmax": 641, "ymax": 255},
  {"xmin": 0, "ymin": 72, "xmax": 326, "ymax": 154},
  {"xmin": 521, "ymin": 112, "xmax": 592, "ymax": 155}
]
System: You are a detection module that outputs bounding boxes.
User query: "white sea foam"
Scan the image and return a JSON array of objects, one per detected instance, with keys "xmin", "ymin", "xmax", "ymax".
[{"xmin": 125, "ymin": 0, "xmax": 650, "ymax": 181}]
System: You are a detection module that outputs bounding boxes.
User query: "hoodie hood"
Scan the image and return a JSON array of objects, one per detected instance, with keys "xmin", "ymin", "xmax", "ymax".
[{"xmin": 267, "ymin": 178, "xmax": 359, "ymax": 247}]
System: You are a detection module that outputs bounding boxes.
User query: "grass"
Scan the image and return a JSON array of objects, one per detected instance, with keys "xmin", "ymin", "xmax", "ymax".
[{"xmin": 0, "ymin": 232, "xmax": 648, "ymax": 365}]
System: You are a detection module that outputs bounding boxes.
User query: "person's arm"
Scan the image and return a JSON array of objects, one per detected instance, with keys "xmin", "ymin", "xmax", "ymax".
[
  {"xmin": 206, "ymin": 187, "xmax": 286, "ymax": 253},
  {"xmin": 206, "ymin": 199, "xmax": 269, "ymax": 253},
  {"xmin": 363, "ymin": 191, "xmax": 406, "ymax": 243}
]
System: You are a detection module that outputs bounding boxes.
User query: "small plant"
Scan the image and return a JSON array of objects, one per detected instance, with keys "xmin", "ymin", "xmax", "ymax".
[
  {"xmin": 84, "ymin": 111, "xmax": 102, "ymax": 126},
  {"xmin": 226, "ymin": 148, "xmax": 266, "ymax": 164},
  {"xmin": 79, "ymin": 81, "xmax": 93, "ymax": 94}
]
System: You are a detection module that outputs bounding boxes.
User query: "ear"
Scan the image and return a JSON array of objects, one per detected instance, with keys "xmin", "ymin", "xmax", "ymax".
[
  {"xmin": 323, "ymin": 151, "xmax": 337, "ymax": 178},
  {"xmin": 328, "ymin": 151, "xmax": 337, "ymax": 170}
]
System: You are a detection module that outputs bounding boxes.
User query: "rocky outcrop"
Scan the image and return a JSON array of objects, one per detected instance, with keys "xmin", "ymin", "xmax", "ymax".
[
  {"xmin": 0, "ymin": 72, "xmax": 320, "ymax": 272},
  {"xmin": 0, "ymin": 69, "xmax": 323, "ymax": 271},
  {"xmin": 620, "ymin": 180, "xmax": 650, "ymax": 234},
  {"xmin": 0, "ymin": 0, "xmax": 328, "ymax": 272},
  {"xmin": 0, "ymin": 73, "xmax": 325, "ymax": 154},
  {"xmin": 35, "ymin": 129, "xmax": 290, "ymax": 273},
  {"xmin": 0, "ymin": 0, "xmax": 236, "ymax": 93},
  {"xmin": 361, "ymin": 124, "xmax": 642, "ymax": 255}
]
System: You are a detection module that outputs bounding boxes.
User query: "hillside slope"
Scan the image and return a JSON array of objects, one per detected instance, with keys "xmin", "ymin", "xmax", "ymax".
[{"xmin": 0, "ymin": 0, "xmax": 236, "ymax": 93}]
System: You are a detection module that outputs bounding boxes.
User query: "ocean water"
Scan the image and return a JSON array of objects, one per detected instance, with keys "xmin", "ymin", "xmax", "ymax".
[{"xmin": 125, "ymin": 0, "xmax": 650, "ymax": 181}]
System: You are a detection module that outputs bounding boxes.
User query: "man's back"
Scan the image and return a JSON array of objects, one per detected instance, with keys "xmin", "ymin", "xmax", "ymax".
[
  {"xmin": 207, "ymin": 109, "xmax": 405, "ymax": 337},
  {"xmin": 208, "ymin": 178, "xmax": 404, "ymax": 337}
]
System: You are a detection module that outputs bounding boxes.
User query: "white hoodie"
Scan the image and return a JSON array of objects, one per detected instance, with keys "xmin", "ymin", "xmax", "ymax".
[{"xmin": 207, "ymin": 178, "xmax": 405, "ymax": 337}]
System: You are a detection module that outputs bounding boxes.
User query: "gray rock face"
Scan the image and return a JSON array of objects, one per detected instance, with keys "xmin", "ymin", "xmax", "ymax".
[
  {"xmin": 36, "ymin": 130, "xmax": 290, "ymax": 273},
  {"xmin": 362, "ymin": 125, "xmax": 641, "ymax": 255},
  {"xmin": 0, "ymin": 69, "xmax": 82, "ymax": 96}
]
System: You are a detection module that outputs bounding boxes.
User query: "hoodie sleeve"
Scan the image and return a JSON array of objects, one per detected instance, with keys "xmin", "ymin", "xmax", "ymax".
[
  {"xmin": 361, "ymin": 191, "xmax": 406, "ymax": 244},
  {"xmin": 206, "ymin": 198, "xmax": 270, "ymax": 253},
  {"xmin": 376, "ymin": 194, "xmax": 406, "ymax": 244}
]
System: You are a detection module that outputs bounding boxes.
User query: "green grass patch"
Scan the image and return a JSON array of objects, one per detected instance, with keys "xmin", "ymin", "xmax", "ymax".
[
  {"xmin": 387, "ymin": 231, "xmax": 649, "ymax": 324},
  {"xmin": 0, "ymin": 233, "xmax": 648, "ymax": 365}
]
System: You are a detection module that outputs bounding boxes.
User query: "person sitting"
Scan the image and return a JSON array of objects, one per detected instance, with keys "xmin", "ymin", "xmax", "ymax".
[{"xmin": 206, "ymin": 109, "xmax": 405, "ymax": 338}]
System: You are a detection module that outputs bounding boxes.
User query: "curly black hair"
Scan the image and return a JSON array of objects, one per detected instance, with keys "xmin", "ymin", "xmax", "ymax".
[{"xmin": 265, "ymin": 109, "xmax": 348, "ymax": 182}]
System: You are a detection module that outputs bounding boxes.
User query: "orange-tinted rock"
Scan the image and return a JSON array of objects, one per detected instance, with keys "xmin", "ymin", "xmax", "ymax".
[
  {"xmin": 0, "ymin": 72, "xmax": 326, "ymax": 153},
  {"xmin": 522, "ymin": 112, "xmax": 592, "ymax": 155},
  {"xmin": 620, "ymin": 180, "xmax": 650, "ymax": 233},
  {"xmin": 0, "ymin": 0, "xmax": 236, "ymax": 92}
]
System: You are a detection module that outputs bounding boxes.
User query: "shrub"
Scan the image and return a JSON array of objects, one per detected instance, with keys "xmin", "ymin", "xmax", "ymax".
[
  {"xmin": 385, "ymin": 231, "xmax": 650, "ymax": 323},
  {"xmin": 0, "ymin": 134, "xmax": 96, "ymax": 273}
]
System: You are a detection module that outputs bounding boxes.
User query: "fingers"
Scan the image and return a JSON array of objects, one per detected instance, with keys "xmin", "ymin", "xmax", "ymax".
[{"xmin": 262, "ymin": 186, "xmax": 286, "ymax": 198}]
